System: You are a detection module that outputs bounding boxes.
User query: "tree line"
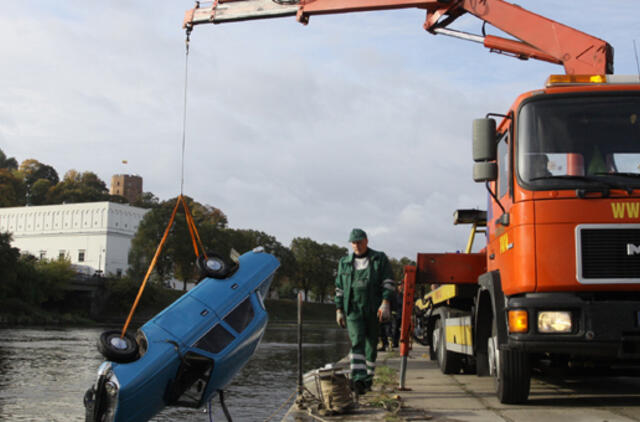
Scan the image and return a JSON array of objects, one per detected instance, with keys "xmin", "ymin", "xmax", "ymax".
[
  {"xmin": 1, "ymin": 147, "xmax": 415, "ymax": 302},
  {"xmin": 0, "ymin": 148, "xmax": 158, "ymax": 208}
]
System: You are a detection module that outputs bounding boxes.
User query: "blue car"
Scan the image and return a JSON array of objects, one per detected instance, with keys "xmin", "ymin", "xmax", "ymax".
[{"xmin": 84, "ymin": 248, "xmax": 279, "ymax": 422}]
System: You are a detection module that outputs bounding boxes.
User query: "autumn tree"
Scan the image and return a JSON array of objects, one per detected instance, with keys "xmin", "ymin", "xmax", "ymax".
[
  {"xmin": 46, "ymin": 170, "xmax": 110, "ymax": 204},
  {"xmin": 17, "ymin": 159, "xmax": 59, "ymax": 205},
  {"xmin": 0, "ymin": 169, "xmax": 26, "ymax": 207}
]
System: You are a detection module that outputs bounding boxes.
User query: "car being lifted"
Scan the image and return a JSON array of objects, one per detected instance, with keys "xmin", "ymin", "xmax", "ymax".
[{"xmin": 84, "ymin": 247, "xmax": 280, "ymax": 422}]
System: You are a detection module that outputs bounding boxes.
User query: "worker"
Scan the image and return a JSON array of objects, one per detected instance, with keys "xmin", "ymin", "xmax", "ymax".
[
  {"xmin": 527, "ymin": 153, "xmax": 552, "ymax": 180},
  {"xmin": 392, "ymin": 281, "xmax": 404, "ymax": 348},
  {"xmin": 378, "ymin": 293, "xmax": 395, "ymax": 352},
  {"xmin": 335, "ymin": 228, "xmax": 395, "ymax": 394},
  {"xmin": 587, "ymin": 145, "xmax": 608, "ymax": 175}
]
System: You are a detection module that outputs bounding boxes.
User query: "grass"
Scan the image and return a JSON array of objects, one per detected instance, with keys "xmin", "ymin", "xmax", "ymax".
[{"xmin": 365, "ymin": 364, "xmax": 404, "ymax": 420}]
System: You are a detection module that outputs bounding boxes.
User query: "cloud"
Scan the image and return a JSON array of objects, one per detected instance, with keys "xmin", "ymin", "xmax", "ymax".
[{"xmin": 1, "ymin": 1, "xmax": 639, "ymax": 260}]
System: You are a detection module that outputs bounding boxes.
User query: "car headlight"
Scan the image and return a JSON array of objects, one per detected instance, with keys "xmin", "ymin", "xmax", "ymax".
[{"xmin": 537, "ymin": 311, "xmax": 572, "ymax": 333}]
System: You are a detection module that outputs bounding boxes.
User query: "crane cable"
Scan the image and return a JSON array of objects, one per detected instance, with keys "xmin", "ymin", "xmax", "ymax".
[
  {"xmin": 181, "ymin": 27, "xmax": 192, "ymax": 195},
  {"xmin": 120, "ymin": 28, "xmax": 206, "ymax": 338}
]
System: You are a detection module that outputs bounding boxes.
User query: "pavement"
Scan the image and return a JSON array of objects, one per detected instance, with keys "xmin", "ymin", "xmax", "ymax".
[{"xmin": 283, "ymin": 344, "xmax": 640, "ymax": 422}]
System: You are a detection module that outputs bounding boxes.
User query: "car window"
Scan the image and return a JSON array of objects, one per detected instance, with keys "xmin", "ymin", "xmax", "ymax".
[
  {"xmin": 224, "ymin": 298, "xmax": 254, "ymax": 334},
  {"xmin": 195, "ymin": 324, "xmax": 235, "ymax": 354}
]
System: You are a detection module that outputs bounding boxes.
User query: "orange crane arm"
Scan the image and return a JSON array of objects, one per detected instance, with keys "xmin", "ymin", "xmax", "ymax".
[{"xmin": 183, "ymin": 0, "xmax": 613, "ymax": 75}]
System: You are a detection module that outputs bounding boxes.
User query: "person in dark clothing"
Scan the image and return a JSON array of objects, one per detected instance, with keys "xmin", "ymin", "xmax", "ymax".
[
  {"xmin": 335, "ymin": 228, "xmax": 395, "ymax": 394},
  {"xmin": 392, "ymin": 282, "xmax": 404, "ymax": 348}
]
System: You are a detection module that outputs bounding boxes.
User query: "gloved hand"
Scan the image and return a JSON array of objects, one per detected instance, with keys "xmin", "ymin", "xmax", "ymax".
[
  {"xmin": 377, "ymin": 300, "xmax": 390, "ymax": 322},
  {"xmin": 336, "ymin": 309, "xmax": 346, "ymax": 328}
]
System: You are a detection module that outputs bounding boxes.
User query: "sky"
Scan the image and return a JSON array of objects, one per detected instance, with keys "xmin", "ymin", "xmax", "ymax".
[{"xmin": 1, "ymin": 1, "xmax": 640, "ymax": 260}]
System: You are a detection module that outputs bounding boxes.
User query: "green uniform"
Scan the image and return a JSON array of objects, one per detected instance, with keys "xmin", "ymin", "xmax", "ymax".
[{"xmin": 335, "ymin": 248, "xmax": 394, "ymax": 387}]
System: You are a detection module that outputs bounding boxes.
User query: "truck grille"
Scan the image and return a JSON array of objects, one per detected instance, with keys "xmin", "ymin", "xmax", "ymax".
[{"xmin": 579, "ymin": 227, "xmax": 640, "ymax": 281}]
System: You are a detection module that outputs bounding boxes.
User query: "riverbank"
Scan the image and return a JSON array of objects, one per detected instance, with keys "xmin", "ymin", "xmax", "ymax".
[
  {"xmin": 0, "ymin": 296, "xmax": 335, "ymax": 327},
  {"xmin": 285, "ymin": 345, "xmax": 436, "ymax": 422}
]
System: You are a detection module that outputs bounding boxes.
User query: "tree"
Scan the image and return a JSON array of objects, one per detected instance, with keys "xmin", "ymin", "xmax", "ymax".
[
  {"xmin": 0, "ymin": 169, "xmax": 26, "ymax": 207},
  {"xmin": 29, "ymin": 178, "xmax": 54, "ymax": 206},
  {"xmin": 312, "ymin": 243, "xmax": 347, "ymax": 303},
  {"xmin": 0, "ymin": 232, "xmax": 20, "ymax": 298},
  {"xmin": 0, "ymin": 148, "xmax": 18, "ymax": 170},
  {"xmin": 390, "ymin": 257, "xmax": 416, "ymax": 283},
  {"xmin": 46, "ymin": 170, "xmax": 110, "ymax": 204},
  {"xmin": 18, "ymin": 159, "xmax": 59, "ymax": 186},
  {"xmin": 131, "ymin": 192, "xmax": 160, "ymax": 209},
  {"xmin": 128, "ymin": 196, "xmax": 229, "ymax": 291},
  {"xmin": 220, "ymin": 228, "xmax": 295, "ymax": 297}
]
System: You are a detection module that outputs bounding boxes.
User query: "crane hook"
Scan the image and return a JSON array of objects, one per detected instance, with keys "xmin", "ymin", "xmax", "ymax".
[{"xmin": 185, "ymin": 27, "xmax": 192, "ymax": 55}]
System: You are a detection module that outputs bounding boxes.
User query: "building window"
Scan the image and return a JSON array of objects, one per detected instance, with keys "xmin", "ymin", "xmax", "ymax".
[
  {"xmin": 39, "ymin": 251, "xmax": 46, "ymax": 260},
  {"xmin": 116, "ymin": 269, "xmax": 123, "ymax": 277},
  {"xmin": 78, "ymin": 250, "xmax": 85, "ymax": 262},
  {"xmin": 59, "ymin": 250, "xmax": 66, "ymax": 260}
]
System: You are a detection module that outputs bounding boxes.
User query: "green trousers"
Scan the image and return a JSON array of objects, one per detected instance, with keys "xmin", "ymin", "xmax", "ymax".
[{"xmin": 346, "ymin": 308, "xmax": 379, "ymax": 386}]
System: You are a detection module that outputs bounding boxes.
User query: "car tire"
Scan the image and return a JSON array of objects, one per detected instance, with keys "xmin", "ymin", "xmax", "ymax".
[
  {"xmin": 98, "ymin": 330, "xmax": 139, "ymax": 363},
  {"xmin": 197, "ymin": 253, "xmax": 230, "ymax": 279}
]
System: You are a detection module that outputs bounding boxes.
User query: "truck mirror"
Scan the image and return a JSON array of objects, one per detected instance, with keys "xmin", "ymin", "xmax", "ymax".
[
  {"xmin": 473, "ymin": 162, "xmax": 497, "ymax": 182},
  {"xmin": 473, "ymin": 118, "xmax": 497, "ymax": 162}
]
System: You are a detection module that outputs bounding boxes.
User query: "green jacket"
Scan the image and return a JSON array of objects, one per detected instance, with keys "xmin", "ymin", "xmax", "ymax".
[{"xmin": 334, "ymin": 248, "xmax": 394, "ymax": 315}]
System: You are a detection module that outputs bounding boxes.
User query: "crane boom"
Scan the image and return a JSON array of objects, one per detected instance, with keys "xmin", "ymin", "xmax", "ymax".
[{"xmin": 183, "ymin": 0, "xmax": 613, "ymax": 75}]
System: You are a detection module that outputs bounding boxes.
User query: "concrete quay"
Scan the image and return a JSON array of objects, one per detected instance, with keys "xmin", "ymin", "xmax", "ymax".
[{"xmin": 284, "ymin": 344, "xmax": 640, "ymax": 422}]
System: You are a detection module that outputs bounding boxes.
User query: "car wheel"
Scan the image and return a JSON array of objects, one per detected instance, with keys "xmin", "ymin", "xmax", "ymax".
[
  {"xmin": 98, "ymin": 330, "xmax": 139, "ymax": 363},
  {"xmin": 197, "ymin": 253, "xmax": 229, "ymax": 279}
]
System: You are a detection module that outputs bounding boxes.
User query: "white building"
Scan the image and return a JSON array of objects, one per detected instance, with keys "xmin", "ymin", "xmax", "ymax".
[{"xmin": 0, "ymin": 202, "xmax": 149, "ymax": 277}]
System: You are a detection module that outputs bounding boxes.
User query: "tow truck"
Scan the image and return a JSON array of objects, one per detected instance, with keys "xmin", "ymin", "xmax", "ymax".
[{"xmin": 183, "ymin": 0, "xmax": 640, "ymax": 404}]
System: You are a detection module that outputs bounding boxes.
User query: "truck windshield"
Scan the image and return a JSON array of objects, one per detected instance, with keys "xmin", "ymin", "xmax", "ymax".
[{"xmin": 517, "ymin": 94, "xmax": 640, "ymax": 191}]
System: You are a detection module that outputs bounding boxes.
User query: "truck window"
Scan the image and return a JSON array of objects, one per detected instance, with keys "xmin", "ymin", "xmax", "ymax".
[
  {"xmin": 497, "ymin": 131, "xmax": 510, "ymax": 198},
  {"xmin": 517, "ymin": 94, "xmax": 640, "ymax": 190}
]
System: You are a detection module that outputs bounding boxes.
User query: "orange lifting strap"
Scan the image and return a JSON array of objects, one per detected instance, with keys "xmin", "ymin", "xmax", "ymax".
[{"xmin": 120, "ymin": 195, "xmax": 207, "ymax": 338}]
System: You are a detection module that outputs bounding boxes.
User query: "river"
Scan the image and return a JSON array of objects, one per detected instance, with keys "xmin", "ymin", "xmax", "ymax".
[{"xmin": 0, "ymin": 323, "xmax": 350, "ymax": 422}]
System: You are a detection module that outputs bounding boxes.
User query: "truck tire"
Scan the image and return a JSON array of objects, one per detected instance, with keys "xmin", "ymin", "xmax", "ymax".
[
  {"xmin": 488, "ymin": 319, "xmax": 530, "ymax": 403},
  {"xmin": 435, "ymin": 318, "xmax": 461, "ymax": 374}
]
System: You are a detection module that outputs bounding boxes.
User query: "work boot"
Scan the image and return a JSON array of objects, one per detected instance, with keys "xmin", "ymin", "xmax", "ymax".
[{"xmin": 351, "ymin": 379, "xmax": 367, "ymax": 395}]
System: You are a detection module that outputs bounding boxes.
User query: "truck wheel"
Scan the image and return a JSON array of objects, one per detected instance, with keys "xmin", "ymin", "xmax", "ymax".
[
  {"xmin": 412, "ymin": 312, "xmax": 429, "ymax": 346},
  {"xmin": 429, "ymin": 321, "xmax": 438, "ymax": 360},
  {"xmin": 435, "ymin": 319, "xmax": 461, "ymax": 374},
  {"xmin": 488, "ymin": 320, "xmax": 530, "ymax": 403}
]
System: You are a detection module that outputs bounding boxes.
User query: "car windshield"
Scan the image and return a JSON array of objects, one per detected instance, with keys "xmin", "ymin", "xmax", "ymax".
[{"xmin": 517, "ymin": 94, "xmax": 640, "ymax": 190}]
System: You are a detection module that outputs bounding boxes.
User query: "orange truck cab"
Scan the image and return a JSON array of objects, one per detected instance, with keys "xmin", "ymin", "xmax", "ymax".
[{"xmin": 415, "ymin": 74, "xmax": 640, "ymax": 404}]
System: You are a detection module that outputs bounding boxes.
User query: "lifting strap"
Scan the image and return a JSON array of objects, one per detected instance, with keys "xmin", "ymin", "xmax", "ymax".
[{"xmin": 120, "ymin": 194, "xmax": 206, "ymax": 338}]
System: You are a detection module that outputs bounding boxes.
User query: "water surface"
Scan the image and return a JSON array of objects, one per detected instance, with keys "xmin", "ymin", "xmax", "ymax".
[{"xmin": 0, "ymin": 323, "xmax": 350, "ymax": 421}]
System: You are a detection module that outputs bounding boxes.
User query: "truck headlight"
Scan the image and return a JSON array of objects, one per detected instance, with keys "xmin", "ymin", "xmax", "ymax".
[{"xmin": 537, "ymin": 311, "xmax": 572, "ymax": 333}]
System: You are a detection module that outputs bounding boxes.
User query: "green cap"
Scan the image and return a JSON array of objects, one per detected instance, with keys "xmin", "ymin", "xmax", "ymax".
[{"xmin": 348, "ymin": 228, "xmax": 367, "ymax": 242}]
